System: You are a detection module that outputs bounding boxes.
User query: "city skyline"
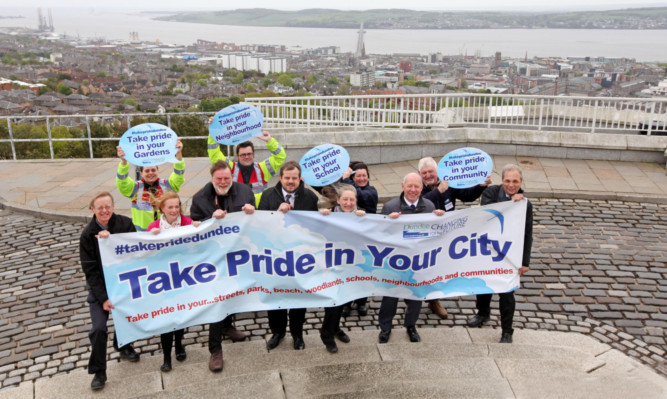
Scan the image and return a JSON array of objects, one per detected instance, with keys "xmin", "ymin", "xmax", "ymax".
[{"xmin": 6, "ymin": 0, "xmax": 667, "ymax": 12}]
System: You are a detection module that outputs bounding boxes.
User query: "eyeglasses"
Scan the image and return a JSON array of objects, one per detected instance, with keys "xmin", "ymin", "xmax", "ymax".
[
  {"xmin": 238, "ymin": 152, "xmax": 254, "ymax": 158},
  {"xmin": 94, "ymin": 206, "xmax": 113, "ymax": 211}
]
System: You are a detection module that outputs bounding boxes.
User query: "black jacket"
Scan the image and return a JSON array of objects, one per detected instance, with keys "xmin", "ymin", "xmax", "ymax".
[
  {"xmin": 258, "ymin": 181, "xmax": 319, "ymax": 212},
  {"xmin": 480, "ymin": 185, "xmax": 533, "ymax": 267},
  {"xmin": 79, "ymin": 213, "xmax": 135, "ymax": 304},
  {"xmin": 190, "ymin": 181, "xmax": 255, "ymax": 222},
  {"xmin": 422, "ymin": 182, "xmax": 486, "ymax": 212}
]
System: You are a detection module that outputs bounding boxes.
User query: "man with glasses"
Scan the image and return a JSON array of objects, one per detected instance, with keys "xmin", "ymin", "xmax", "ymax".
[
  {"xmin": 207, "ymin": 128, "xmax": 286, "ymax": 206},
  {"xmin": 80, "ymin": 192, "xmax": 140, "ymax": 390}
]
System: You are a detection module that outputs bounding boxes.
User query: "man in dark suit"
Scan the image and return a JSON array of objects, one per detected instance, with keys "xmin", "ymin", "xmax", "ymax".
[
  {"xmin": 258, "ymin": 160, "xmax": 319, "ymax": 351},
  {"xmin": 190, "ymin": 160, "xmax": 256, "ymax": 372},
  {"xmin": 377, "ymin": 173, "xmax": 445, "ymax": 344},
  {"xmin": 467, "ymin": 164, "xmax": 533, "ymax": 344}
]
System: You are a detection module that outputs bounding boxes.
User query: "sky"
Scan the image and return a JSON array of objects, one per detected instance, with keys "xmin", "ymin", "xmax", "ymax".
[{"xmin": 6, "ymin": 0, "xmax": 667, "ymax": 12}]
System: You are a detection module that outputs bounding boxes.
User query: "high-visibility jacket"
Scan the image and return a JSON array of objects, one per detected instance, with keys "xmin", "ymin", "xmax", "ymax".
[
  {"xmin": 207, "ymin": 135, "xmax": 286, "ymax": 207},
  {"xmin": 116, "ymin": 160, "xmax": 185, "ymax": 231}
]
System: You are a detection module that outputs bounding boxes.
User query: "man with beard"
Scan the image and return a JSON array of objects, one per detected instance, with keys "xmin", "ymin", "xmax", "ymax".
[
  {"xmin": 418, "ymin": 156, "xmax": 491, "ymax": 319},
  {"xmin": 208, "ymin": 127, "xmax": 286, "ymax": 206},
  {"xmin": 189, "ymin": 160, "xmax": 256, "ymax": 372},
  {"xmin": 258, "ymin": 161, "xmax": 319, "ymax": 351}
]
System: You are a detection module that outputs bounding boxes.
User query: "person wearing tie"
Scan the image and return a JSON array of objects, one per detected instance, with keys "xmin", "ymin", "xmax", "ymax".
[
  {"xmin": 377, "ymin": 173, "xmax": 445, "ymax": 344},
  {"xmin": 258, "ymin": 161, "xmax": 319, "ymax": 351}
]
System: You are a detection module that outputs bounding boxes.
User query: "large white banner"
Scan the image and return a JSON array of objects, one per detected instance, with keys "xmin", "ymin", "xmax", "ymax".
[{"xmin": 99, "ymin": 200, "xmax": 527, "ymax": 346}]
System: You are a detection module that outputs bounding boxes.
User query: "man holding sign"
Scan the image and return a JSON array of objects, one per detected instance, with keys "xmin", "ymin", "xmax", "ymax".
[
  {"xmin": 80, "ymin": 192, "xmax": 139, "ymax": 390},
  {"xmin": 258, "ymin": 161, "xmax": 319, "ymax": 351},
  {"xmin": 189, "ymin": 160, "xmax": 256, "ymax": 372},
  {"xmin": 116, "ymin": 140, "xmax": 185, "ymax": 231},
  {"xmin": 378, "ymin": 173, "xmax": 445, "ymax": 344},
  {"xmin": 418, "ymin": 156, "xmax": 491, "ymax": 319},
  {"xmin": 467, "ymin": 164, "xmax": 533, "ymax": 344},
  {"xmin": 207, "ymin": 130, "xmax": 286, "ymax": 207}
]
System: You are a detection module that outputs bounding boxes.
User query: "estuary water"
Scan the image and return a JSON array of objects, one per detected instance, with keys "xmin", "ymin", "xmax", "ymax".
[{"xmin": 1, "ymin": 7, "xmax": 666, "ymax": 61}]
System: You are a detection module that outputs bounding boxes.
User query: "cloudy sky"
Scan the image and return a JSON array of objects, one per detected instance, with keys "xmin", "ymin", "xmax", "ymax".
[{"xmin": 8, "ymin": 0, "xmax": 667, "ymax": 11}]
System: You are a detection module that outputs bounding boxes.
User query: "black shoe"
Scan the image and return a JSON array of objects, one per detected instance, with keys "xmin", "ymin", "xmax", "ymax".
[
  {"xmin": 175, "ymin": 348, "xmax": 187, "ymax": 362},
  {"xmin": 266, "ymin": 333, "xmax": 285, "ymax": 350},
  {"xmin": 500, "ymin": 332, "xmax": 513, "ymax": 344},
  {"xmin": 325, "ymin": 341, "xmax": 338, "ymax": 353},
  {"xmin": 119, "ymin": 346, "xmax": 140, "ymax": 362},
  {"xmin": 341, "ymin": 304, "xmax": 351, "ymax": 317},
  {"xmin": 357, "ymin": 304, "xmax": 368, "ymax": 316},
  {"xmin": 160, "ymin": 361, "xmax": 172, "ymax": 372},
  {"xmin": 406, "ymin": 326, "xmax": 421, "ymax": 343},
  {"xmin": 378, "ymin": 330, "xmax": 391, "ymax": 344},
  {"xmin": 467, "ymin": 314, "xmax": 490, "ymax": 328},
  {"xmin": 90, "ymin": 371, "xmax": 106, "ymax": 390},
  {"xmin": 293, "ymin": 336, "xmax": 305, "ymax": 350},
  {"xmin": 335, "ymin": 330, "xmax": 350, "ymax": 343}
]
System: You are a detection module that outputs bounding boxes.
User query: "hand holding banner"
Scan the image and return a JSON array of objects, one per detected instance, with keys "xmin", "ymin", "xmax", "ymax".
[
  {"xmin": 300, "ymin": 144, "xmax": 350, "ymax": 187},
  {"xmin": 118, "ymin": 123, "xmax": 180, "ymax": 166},
  {"xmin": 438, "ymin": 147, "xmax": 493, "ymax": 188},
  {"xmin": 209, "ymin": 103, "xmax": 264, "ymax": 145}
]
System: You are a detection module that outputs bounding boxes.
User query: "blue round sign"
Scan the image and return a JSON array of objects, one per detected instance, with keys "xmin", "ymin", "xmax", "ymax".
[
  {"xmin": 299, "ymin": 144, "xmax": 350, "ymax": 187},
  {"xmin": 209, "ymin": 103, "xmax": 264, "ymax": 145},
  {"xmin": 437, "ymin": 147, "xmax": 493, "ymax": 189},
  {"xmin": 119, "ymin": 123, "xmax": 180, "ymax": 167}
]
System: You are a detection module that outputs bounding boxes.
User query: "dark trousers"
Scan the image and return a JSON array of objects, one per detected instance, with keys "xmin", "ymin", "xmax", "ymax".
[
  {"xmin": 160, "ymin": 329, "xmax": 184, "ymax": 361},
  {"xmin": 208, "ymin": 315, "xmax": 233, "ymax": 353},
  {"xmin": 87, "ymin": 292, "xmax": 132, "ymax": 374},
  {"xmin": 268, "ymin": 308, "xmax": 306, "ymax": 338},
  {"xmin": 320, "ymin": 305, "xmax": 343, "ymax": 345},
  {"xmin": 378, "ymin": 297, "xmax": 422, "ymax": 332},
  {"xmin": 475, "ymin": 292, "xmax": 516, "ymax": 333}
]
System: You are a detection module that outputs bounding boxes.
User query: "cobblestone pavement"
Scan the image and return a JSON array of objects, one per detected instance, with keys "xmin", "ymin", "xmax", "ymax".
[{"xmin": 0, "ymin": 198, "xmax": 665, "ymax": 390}]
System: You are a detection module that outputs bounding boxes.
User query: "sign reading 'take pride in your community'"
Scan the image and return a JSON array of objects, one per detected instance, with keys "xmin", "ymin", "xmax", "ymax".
[
  {"xmin": 119, "ymin": 123, "xmax": 180, "ymax": 167},
  {"xmin": 209, "ymin": 103, "xmax": 264, "ymax": 145},
  {"xmin": 299, "ymin": 144, "xmax": 350, "ymax": 187},
  {"xmin": 438, "ymin": 147, "xmax": 493, "ymax": 189}
]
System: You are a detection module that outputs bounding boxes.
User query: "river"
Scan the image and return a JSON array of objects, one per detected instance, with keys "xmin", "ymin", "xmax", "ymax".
[{"xmin": 1, "ymin": 7, "xmax": 666, "ymax": 62}]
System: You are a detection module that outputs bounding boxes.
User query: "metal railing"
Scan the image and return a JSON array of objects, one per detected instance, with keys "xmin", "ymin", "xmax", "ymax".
[
  {"xmin": 1, "ymin": 94, "xmax": 666, "ymax": 160},
  {"xmin": 245, "ymin": 93, "xmax": 667, "ymax": 133}
]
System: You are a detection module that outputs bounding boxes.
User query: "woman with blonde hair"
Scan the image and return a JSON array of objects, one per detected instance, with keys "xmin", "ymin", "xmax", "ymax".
[
  {"xmin": 147, "ymin": 191, "xmax": 200, "ymax": 371},
  {"xmin": 318, "ymin": 186, "xmax": 365, "ymax": 353}
]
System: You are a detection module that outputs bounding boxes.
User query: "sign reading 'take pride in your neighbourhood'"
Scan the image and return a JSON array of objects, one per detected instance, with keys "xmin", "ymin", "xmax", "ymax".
[
  {"xmin": 299, "ymin": 144, "xmax": 350, "ymax": 187},
  {"xmin": 209, "ymin": 103, "xmax": 264, "ymax": 145},
  {"xmin": 437, "ymin": 147, "xmax": 493, "ymax": 189},
  {"xmin": 119, "ymin": 123, "xmax": 180, "ymax": 167}
]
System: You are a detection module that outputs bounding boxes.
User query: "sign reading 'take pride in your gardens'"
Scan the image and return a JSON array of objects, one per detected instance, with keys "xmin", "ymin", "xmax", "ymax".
[
  {"xmin": 209, "ymin": 103, "xmax": 264, "ymax": 145},
  {"xmin": 119, "ymin": 123, "xmax": 180, "ymax": 167},
  {"xmin": 437, "ymin": 147, "xmax": 493, "ymax": 189},
  {"xmin": 299, "ymin": 144, "xmax": 350, "ymax": 187}
]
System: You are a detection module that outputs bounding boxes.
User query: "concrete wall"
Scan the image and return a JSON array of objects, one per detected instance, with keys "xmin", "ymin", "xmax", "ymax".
[{"xmin": 252, "ymin": 127, "xmax": 667, "ymax": 165}]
